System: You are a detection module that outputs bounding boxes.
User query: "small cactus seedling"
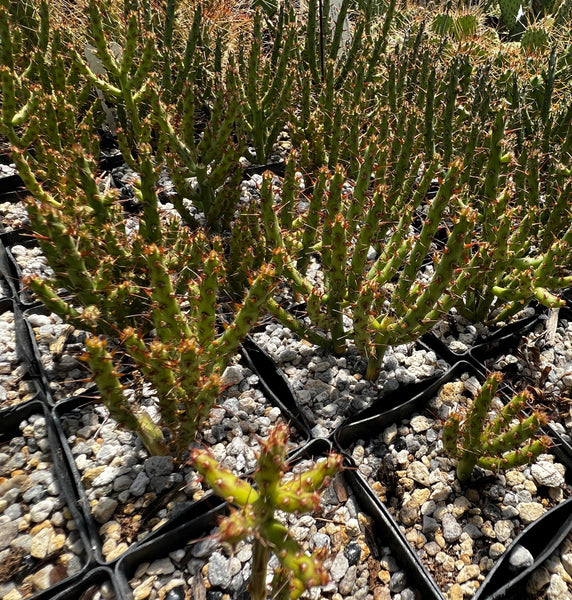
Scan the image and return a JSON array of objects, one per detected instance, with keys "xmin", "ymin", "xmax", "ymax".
[
  {"xmin": 442, "ymin": 373, "xmax": 552, "ymax": 482},
  {"xmin": 191, "ymin": 423, "xmax": 343, "ymax": 600}
]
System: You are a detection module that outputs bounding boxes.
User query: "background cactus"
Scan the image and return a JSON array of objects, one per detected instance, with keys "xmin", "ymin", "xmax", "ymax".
[
  {"xmin": 191, "ymin": 423, "xmax": 343, "ymax": 600},
  {"xmin": 442, "ymin": 373, "xmax": 552, "ymax": 482}
]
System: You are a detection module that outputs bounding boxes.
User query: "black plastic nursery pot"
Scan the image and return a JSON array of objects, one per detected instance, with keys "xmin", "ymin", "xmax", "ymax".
[
  {"xmin": 0, "ymin": 398, "xmax": 93, "ymax": 598},
  {"xmin": 0, "ymin": 238, "xmax": 21, "ymax": 300},
  {"xmin": 332, "ymin": 359, "xmax": 572, "ymax": 600},
  {"xmin": 2, "ymin": 204, "xmax": 572, "ymax": 600}
]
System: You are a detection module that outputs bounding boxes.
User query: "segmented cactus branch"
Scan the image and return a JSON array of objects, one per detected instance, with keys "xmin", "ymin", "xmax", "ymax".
[
  {"xmin": 191, "ymin": 424, "xmax": 342, "ymax": 599},
  {"xmin": 442, "ymin": 374, "xmax": 552, "ymax": 482}
]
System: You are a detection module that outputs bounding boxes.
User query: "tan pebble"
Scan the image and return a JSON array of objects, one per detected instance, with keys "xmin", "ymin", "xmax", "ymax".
[
  {"xmin": 459, "ymin": 554, "xmax": 472, "ymax": 565},
  {"xmin": 459, "ymin": 538, "xmax": 473, "ymax": 557},
  {"xmin": 102, "ymin": 538, "xmax": 117, "ymax": 557},
  {"xmin": 132, "ymin": 576, "xmax": 155, "ymax": 600},
  {"xmin": 51, "ymin": 532, "xmax": 66, "ymax": 553},
  {"xmin": 411, "ymin": 488, "xmax": 431, "ymax": 505},
  {"xmin": 457, "ymin": 564, "xmax": 480, "ymax": 583},
  {"xmin": 357, "ymin": 539, "xmax": 370, "ymax": 561},
  {"xmin": 162, "ymin": 579, "xmax": 186, "ymax": 595},
  {"xmin": 325, "ymin": 522, "xmax": 339, "ymax": 536},
  {"xmin": 489, "ymin": 542, "xmax": 505, "ymax": 558},
  {"xmin": 30, "ymin": 521, "xmax": 53, "ymax": 535},
  {"xmin": 447, "ymin": 583, "xmax": 464, "ymax": 600},
  {"xmin": 405, "ymin": 529, "xmax": 426, "ymax": 549},
  {"xmin": 460, "ymin": 581, "xmax": 480, "ymax": 596},
  {"xmin": 373, "ymin": 586, "xmax": 392, "ymax": 600},
  {"xmin": 371, "ymin": 481, "xmax": 386, "ymax": 499},
  {"xmin": 523, "ymin": 480, "xmax": 537, "ymax": 494},
  {"xmin": 100, "ymin": 521, "xmax": 122, "ymax": 540},
  {"xmin": 505, "ymin": 471, "xmax": 526, "ymax": 486},
  {"xmin": 518, "ymin": 502, "xmax": 545, "ymax": 524},
  {"xmin": 455, "ymin": 559, "xmax": 466, "ymax": 571},
  {"xmin": 435, "ymin": 532, "xmax": 446, "ymax": 548},
  {"xmin": 18, "ymin": 514, "xmax": 31, "ymax": 531},
  {"xmin": 480, "ymin": 557, "xmax": 494, "ymax": 572},
  {"xmin": 481, "ymin": 522, "xmax": 495, "ymax": 538},
  {"xmin": 106, "ymin": 542, "xmax": 129, "ymax": 561},
  {"xmin": 30, "ymin": 526, "xmax": 54, "ymax": 559},
  {"xmin": 28, "ymin": 564, "xmax": 55, "ymax": 591},
  {"xmin": 400, "ymin": 477, "xmax": 415, "ymax": 490},
  {"xmin": 378, "ymin": 569, "xmax": 391, "ymax": 584}
]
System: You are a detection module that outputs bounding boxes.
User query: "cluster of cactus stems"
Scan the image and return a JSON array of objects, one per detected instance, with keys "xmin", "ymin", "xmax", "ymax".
[
  {"xmin": 191, "ymin": 423, "xmax": 343, "ymax": 599},
  {"xmin": 16, "ymin": 132, "xmax": 284, "ymax": 456},
  {"xmin": 246, "ymin": 152, "xmax": 479, "ymax": 380},
  {"xmin": 442, "ymin": 373, "xmax": 552, "ymax": 482},
  {"xmin": 1, "ymin": 0, "xmax": 571, "ymax": 455}
]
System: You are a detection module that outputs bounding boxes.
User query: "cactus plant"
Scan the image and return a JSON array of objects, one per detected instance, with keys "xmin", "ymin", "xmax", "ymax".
[
  {"xmin": 191, "ymin": 423, "xmax": 343, "ymax": 600},
  {"xmin": 252, "ymin": 152, "xmax": 477, "ymax": 380},
  {"xmin": 442, "ymin": 373, "xmax": 552, "ymax": 482}
]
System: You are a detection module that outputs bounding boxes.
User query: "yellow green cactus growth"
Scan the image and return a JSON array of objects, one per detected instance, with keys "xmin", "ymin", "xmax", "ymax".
[
  {"xmin": 442, "ymin": 373, "xmax": 552, "ymax": 482},
  {"xmin": 191, "ymin": 423, "xmax": 343, "ymax": 599}
]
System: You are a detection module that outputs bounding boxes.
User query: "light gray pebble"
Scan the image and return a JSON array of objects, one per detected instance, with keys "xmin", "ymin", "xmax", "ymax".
[
  {"xmin": 531, "ymin": 462, "xmax": 565, "ymax": 487},
  {"xmin": 97, "ymin": 443, "xmax": 122, "ymax": 464},
  {"xmin": 329, "ymin": 552, "xmax": 349, "ymax": 582},
  {"xmin": 509, "ymin": 544, "xmax": 535, "ymax": 572},
  {"xmin": 279, "ymin": 348, "xmax": 298, "ymax": 363},
  {"xmin": 237, "ymin": 545, "xmax": 253, "ymax": 562},
  {"xmin": 502, "ymin": 506, "xmax": 519, "ymax": 519},
  {"xmin": 338, "ymin": 565, "xmax": 357, "ymax": 595},
  {"xmin": 22, "ymin": 484, "xmax": 47, "ymax": 504},
  {"xmin": 29, "ymin": 497, "xmax": 58, "ymax": 522},
  {"xmin": 147, "ymin": 557, "xmax": 175, "ymax": 575},
  {"xmin": 27, "ymin": 314, "xmax": 53, "ymax": 327},
  {"xmin": 311, "ymin": 424, "xmax": 330, "ymax": 438},
  {"xmin": 400, "ymin": 589, "xmax": 417, "ymax": 600},
  {"xmin": 0, "ymin": 520, "xmax": 18, "ymax": 550},
  {"xmin": 93, "ymin": 497, "xmax": 118, "ymax": 523},
  {"xmin": 93, "ymin": 466, "xmax": 118, "ymax": 487},
  {"xmin": 463, "ymin": 523, "xmax": 483, "ymax": 539},
  {"xmin": 422, "ymin": 516, "xmax": 439, "ymax": 534},
  {"xmin": 441, "ymin": 513, "xmax": 463, "ymax": 543},
  {"xmin": 192, "ymin": 536, "xmax": 218, "ymax": 558},
  {"xmin": 494, "ymin": 520, "xmax": 514, "ymax": 543},
  {"xmin": 221, "ymin": 365, "xmax": 244, "ymax": 386},
  {"xmin": 113, "ymin": 474, "xmax": 133, "ymax": 492},
  {"xmin": 208, "ymin": 551, "xmax": 231, "ymax": 587},
  {"xmin": 547, "ymin": 573, "xmax": 570, "ymax": 600},
  {"xmin": 4, "ymin": 503, "xmax": 22, "ymax": 520},
  {"xmin": 310, "ymin": 533, "xmax": 331, "ymax": 551}
]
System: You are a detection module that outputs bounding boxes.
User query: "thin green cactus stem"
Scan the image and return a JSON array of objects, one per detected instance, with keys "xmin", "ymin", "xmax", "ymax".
[
  {"xmin": 84, "ymin": 336, "xmax": 167, "ymax": 455},
  {"xmin": 442, "ymin": 373, "xmax": 550, "ymax": 482},
  {"xmin": 191, "ymin": 424, "xmax": 341, "ymax": 599}
]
